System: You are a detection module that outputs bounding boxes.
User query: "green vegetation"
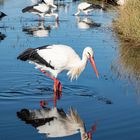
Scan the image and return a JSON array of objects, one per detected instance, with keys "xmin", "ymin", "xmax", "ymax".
[{"xmin": 114, "ymin": 0, "xmax": 140, "ymax": 46}]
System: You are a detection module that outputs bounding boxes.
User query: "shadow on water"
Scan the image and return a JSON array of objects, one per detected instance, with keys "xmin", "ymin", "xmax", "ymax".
[{"xmin": 17, "ymin": 106, "xmax": 97, "ymax": 139}]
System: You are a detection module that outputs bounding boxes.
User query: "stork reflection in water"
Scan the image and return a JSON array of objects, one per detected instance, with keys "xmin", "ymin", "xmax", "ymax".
[
  {"xmin": 17, "ymin": 107, "xmax": 96, "ymax": 140},
  {"xmin": 76, "ymin": 16, "xmax": 101, "ymax": 30},
  {"xmin": 22, "ymin": 20, "xmax": 59, "ymax": 37}
]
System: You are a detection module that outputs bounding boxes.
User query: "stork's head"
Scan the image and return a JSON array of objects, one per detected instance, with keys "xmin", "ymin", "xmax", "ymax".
[{"xmin": 83, "ymin": 47, "xmax": 99, "ymax": 78}]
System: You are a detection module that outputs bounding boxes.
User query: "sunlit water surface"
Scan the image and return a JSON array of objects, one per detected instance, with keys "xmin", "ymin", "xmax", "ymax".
[{"xmin": 0, "ymin": 0, "xmax": 140, "ymax": 140}]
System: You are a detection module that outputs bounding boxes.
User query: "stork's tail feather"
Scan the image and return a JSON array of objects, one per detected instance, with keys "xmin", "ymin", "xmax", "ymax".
[{"xmin": 17, "ymin": 48, "xmax": 34, "ymax": 61}]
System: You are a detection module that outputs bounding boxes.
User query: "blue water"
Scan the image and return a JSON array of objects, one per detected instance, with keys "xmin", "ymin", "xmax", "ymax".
[{"xmin": 0, "ymin": 0, "xmax": 140, "ymax": 140}]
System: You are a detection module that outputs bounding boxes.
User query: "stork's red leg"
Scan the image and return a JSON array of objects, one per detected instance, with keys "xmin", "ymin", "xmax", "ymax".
[
  {"xmin": 39, "ymin": 69, "xmax": 62, "ymax": 96},
  {"xmin": 39, "ymin": 69, "xmax": 62, "ymax": 107},
  {"xmin": 54, "ymin": 78, "xmax": 62, "ymax": 92}
]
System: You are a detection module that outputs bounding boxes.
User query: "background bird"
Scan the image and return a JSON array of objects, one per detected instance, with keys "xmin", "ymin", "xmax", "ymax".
[
  {"xmin": 17, "ymin": 107, "xmax": 95, "ymax": 140},
  {"xmin": 22, "ymin": 0, "xmax": 58, "ymax": 21},
  {"xmin": 74, "ymin": 2, "xmax": 105, "ymax": 16},
  {"xmin": 17, "ymin": 44, "xmax": 99, "ymax": 94}
]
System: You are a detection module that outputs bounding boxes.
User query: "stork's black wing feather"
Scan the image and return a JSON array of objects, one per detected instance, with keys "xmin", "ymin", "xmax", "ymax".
[{"xmin": 17, "ymin": 46, "xmax": 54, "ymax": 69}]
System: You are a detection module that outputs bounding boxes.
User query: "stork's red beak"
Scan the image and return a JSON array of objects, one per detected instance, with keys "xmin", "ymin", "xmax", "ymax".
[{"xmin": 89, "ymin": 56, "xmax": 99, "ymax": 78}]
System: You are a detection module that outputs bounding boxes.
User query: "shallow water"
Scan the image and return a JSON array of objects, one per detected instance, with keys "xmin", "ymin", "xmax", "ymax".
[{"xmin": 0, "ymin": 0, "xmax": 140, "ymax": 140}]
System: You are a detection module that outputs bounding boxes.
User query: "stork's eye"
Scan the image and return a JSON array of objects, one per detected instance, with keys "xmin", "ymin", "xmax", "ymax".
[{"xmin": 87, "ymin": 52, "xmax": 91, "ymax": 56}]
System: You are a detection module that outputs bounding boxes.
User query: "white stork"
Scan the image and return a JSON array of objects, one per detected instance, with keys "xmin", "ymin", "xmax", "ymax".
[
  {"xmin": 17, "ymin": 44, "xmax": 99, "ymax": 94},
  {"xmin": 22, "ymin": 0, "xmax": 58, "ymax": 21},
  {"xmin": 17, "ymin": 107, "xmax": 96, "ymax": 140},
  {"xmin": 74, "ymin": 2, "xmax": 105, "ymax": 16}
]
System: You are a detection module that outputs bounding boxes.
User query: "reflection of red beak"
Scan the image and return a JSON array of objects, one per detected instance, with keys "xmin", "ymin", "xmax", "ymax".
[
  {"xmin": 87, "ymin": 131, "xmax": 92, "ymax": 139},
  {"xmin": 89, "ymin": 56, "xmax": 99, "ymax": 78}
]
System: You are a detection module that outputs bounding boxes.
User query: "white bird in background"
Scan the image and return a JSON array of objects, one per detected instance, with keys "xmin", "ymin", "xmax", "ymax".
[
  {"xmin": 22, "ymin": 0, "xmax": 58, "ymax": 21},
  {"xmin": 17, "ymin": 107, "xmax": 96, "ymax": 140},
  {"xmin": 17, "ymin": 44, "xmax": 99, "ymax": 95},
  {"xmin": 74, "ymin": 2, "xmax": 105, "ymax": 16}
]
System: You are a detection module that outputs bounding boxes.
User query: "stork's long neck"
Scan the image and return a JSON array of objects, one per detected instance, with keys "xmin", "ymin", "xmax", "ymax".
[{"xmin": 79, "ymin": 52, "xmax": 88, "ymax": 71}]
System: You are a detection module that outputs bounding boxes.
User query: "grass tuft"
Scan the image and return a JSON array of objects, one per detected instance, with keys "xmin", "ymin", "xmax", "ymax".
[{"xmin": 114, "ymin": 0, "xmax": 140, "ymax": 46}]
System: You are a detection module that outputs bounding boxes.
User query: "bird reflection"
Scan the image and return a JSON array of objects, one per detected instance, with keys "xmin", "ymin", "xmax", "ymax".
[
  {"xmin": 0, "ymin": 32, "xmax": 6, "ymax": 41},
  {"xmin": 22, "ymin": 20, "xmax": 58, "ymax": 37},
  {"xmin": 76, "ymin": 16, "xmax": 101, "ymax": 30},
  {"xmin": 17, "ymin": 107, "xmax": 96, "ymax": 140}
]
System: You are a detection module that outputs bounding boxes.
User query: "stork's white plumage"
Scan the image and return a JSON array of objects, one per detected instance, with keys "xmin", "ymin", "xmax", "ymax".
[
  {"xmin": 17, "ymin": 44, "xmax": 99, "ymax": 93},
  {"xmin": 74, "ymin": 2, "xmax": 105, "ymax": 16},
  {"xmin": 22, "ymin": 0, "xmax": 58, "ymax": 21},
  {"xmin": 17, "ymin": 107, "xmax": 94, "ymax": 140},
  {"xmin": 44, "ymin": 0, "xmax": 57, "ymax": 9}
]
